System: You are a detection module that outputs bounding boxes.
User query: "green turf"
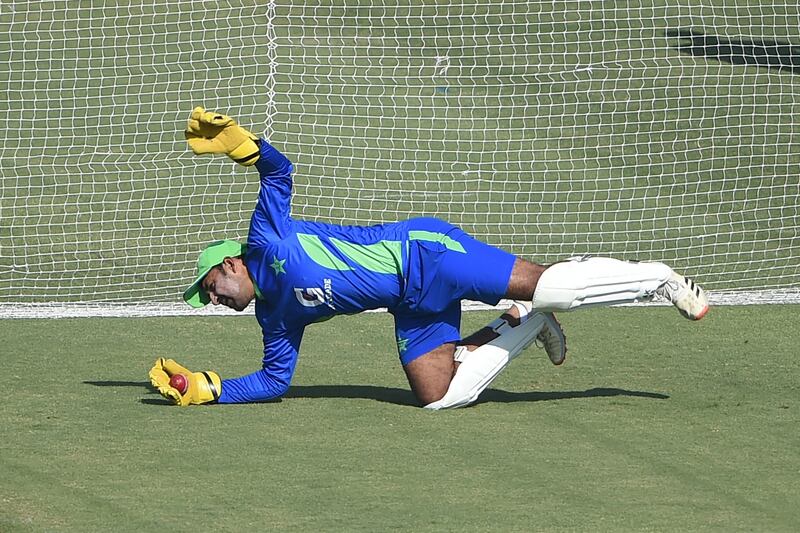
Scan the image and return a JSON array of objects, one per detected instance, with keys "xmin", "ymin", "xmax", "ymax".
[
  {"xmin": 1, "ymin": 306, "xmax": 798, "ymax": 531},
  {"xmin": 1, "ymin": 2, "xmax": 798, "ymax": 528}
]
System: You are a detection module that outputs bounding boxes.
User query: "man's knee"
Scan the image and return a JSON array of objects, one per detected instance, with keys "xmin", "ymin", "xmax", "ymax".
[
  {"xmin": 505, "ymin": 258, "xmax": 546, "ymax": 300},
  {"xmin": 425, "ymin": 309, "xmax": 548, "ymax": 410},
  {"xmin": 414, "ymin": 384, "xmax": 449, "ymax": 406},
  {"xmin": 402, "ymin": 343, "xmax": 457, "ymax": 406}
]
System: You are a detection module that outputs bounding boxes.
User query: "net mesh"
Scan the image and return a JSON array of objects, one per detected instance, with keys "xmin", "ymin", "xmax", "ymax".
[
  {"xmin": 0, "ymin": 1, "xmax": 275, "ymax": 307},
  {"xmin": 1, "ymin": 1, "xmax": 798, "ymax": 316}
]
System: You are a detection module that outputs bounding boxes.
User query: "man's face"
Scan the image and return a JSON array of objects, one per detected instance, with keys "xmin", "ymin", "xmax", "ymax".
[{"xmin": 201, "ymin": 258, "xmax": 255, "ymax": 312}]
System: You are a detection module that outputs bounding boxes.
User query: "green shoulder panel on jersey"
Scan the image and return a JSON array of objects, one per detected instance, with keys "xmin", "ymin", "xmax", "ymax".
[
  {"xmin": 329, "ymin": 237, "xmax": 403, "ymax": 275},
  {"xmin": 296, "ymin": 234, "xmax": 353, "ymax": 271},
  {"xmin": 408, "ymin": 230, "xmax": 467, "ymax": 253},
  {"xmin": 297, "ymin": 231, "xmax": 462, "ymax": 274}
]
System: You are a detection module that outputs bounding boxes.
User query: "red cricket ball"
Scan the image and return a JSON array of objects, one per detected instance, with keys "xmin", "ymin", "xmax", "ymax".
[{"xmin": 169, "ymin": 373, "xmax": 188, "ymax": 394}]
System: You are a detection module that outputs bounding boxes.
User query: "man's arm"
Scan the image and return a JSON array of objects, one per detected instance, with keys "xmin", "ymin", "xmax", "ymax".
[
  {"xmin": 248, "ymin": 139, "xmax": 295, "ymax": 243},
  {"xmin": 149, "ymin": 326, "xmax": 304, "ymax": 405},
  {"xmin": 217, "ymin": 369, "xmax": 291, "ymax": 403},
  {"xmin": 217, "ymin": 324, "xmax": 305, "ymax": 403},
  {"xmin": 183, "ymin": 106, "xmax": 296, "ymax": 240}
]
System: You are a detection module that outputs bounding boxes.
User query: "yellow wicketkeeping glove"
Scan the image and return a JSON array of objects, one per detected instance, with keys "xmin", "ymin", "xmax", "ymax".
[
  {"xmin": 148, "ymin": 357, "xmax": 222, "ymax": 407},
  {"xmin": 184, "ymin": 106, "xmax": 261, "ymax": 166}
]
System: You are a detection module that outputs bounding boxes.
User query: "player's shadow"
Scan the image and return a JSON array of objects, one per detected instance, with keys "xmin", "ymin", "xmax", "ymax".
[
  {"xmin": 283, "ymin": 385, "xmax": 418, "ymax": 405},
  {"xmin": 83, "ymin": 380, "xmax": 181, "ymax": 405},
  {"xmin": 85, "ymin": 381, "xmax": 668, "ymax": 406},
  {"xmin": 85, "ymin": 380, "xmax": 150, "ymax": 388},
  {"xmin": 476, "ymin": 387, "xmax": 669, "ymax": 404},
  {"xmin": 667, "ymin": 28, "xmax": 800, "ymax": 74},
  {"xmin": 283, "ymin": 385, "xmax": 669, "ymax": 406}
]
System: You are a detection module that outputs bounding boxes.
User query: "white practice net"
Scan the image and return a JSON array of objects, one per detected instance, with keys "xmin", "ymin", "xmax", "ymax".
[{"xmin": 1, "ymin": 1, "xmax": 798, "ymax": 317}]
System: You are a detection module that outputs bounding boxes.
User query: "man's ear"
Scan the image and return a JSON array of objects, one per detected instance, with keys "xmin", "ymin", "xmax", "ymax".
[
  {"xmin": 220, "ymin": 256, "xmax": 236, "ymax": 274},
  {"xmin": 222, "ymin": 256, "xmax": 245, "ymax": 274}
]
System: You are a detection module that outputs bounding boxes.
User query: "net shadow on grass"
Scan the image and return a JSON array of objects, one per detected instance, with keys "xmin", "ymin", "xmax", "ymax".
[{"xmin": 668, "ymin": 28, "xmax": 800, "ymax": 74}]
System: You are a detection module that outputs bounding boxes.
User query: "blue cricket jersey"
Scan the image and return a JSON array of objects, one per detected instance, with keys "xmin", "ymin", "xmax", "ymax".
[{"xmin": 217, "ymin": 140, "xmax": 515, "ymax": 403}]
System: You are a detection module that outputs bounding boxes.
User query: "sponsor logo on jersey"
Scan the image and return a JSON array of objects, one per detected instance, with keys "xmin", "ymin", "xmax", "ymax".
[
  {"xmin": 294, "ymin": 287, "xmax": 325, "ymax": 307},
  {"xmin": 294, "ymin": 278, "xmax": 335, "ymax": 310},
  {"xmin": 323, "ymin": 278, "xmax": 334, "ymax": 309}
]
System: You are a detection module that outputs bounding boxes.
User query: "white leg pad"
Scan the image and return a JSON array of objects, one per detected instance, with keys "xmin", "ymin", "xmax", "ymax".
[
  {"xmin": 532, "ymin": 257, "xmax": 672, "ymax": 311},
  {"xmin": 424, "ymin": 311, "xmax": 545, "ymax": 410}
]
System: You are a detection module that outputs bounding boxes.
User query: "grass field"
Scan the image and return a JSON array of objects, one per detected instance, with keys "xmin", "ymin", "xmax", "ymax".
[
  {"xmin": 2, "ymin": 305, "xmax": 798, "ymax": 532},
  {"xmin": 1, "ymin": 2, "xmax": 799, "ymax": 531}
]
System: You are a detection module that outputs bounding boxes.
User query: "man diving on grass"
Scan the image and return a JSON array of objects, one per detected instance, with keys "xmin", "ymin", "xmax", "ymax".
[{"xmin": 149, "ymin": 107, "xmax": 709, "ymax": 409}]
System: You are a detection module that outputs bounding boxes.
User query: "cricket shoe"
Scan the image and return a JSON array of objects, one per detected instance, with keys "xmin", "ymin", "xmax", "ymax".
[
  {"xmin": 537, "ymin": 312, "xmax": 567, "ymax": 365},
  {"xmin": 513, "ymin": 301, "xmax": 567, "ymax": 365},
  {"xmin": 655, "ymin": 270, "xmax": 709, "ymax": 320}
]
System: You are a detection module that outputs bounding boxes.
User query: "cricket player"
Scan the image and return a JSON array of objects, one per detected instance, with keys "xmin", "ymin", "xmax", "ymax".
[{"xmin": 149, "ymin": 108, "xmax": 709, "ymax": 408}]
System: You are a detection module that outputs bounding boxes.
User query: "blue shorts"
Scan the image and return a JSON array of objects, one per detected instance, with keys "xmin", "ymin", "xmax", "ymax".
[{"xmin": 390, "ymin": 218, "xmax": 516, "ymax": 365}]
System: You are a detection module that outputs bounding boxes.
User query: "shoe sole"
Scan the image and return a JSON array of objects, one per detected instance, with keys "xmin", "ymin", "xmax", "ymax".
[
  {"xmin": 692, "ymin": 303, "xmax": 710, "ymax": 321},
  {"xmin": 541, "ymin": 312, "xmax": 567, "ymax": 365},
  {"xmin": 672, "ymin": 275, "xmax": 710, "ymax": 321}
]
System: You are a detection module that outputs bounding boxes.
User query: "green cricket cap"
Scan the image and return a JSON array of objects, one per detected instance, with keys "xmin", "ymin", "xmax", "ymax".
[{"xmin": 183, "ymin": 240, "xmax": 246, "ymax": 308}]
